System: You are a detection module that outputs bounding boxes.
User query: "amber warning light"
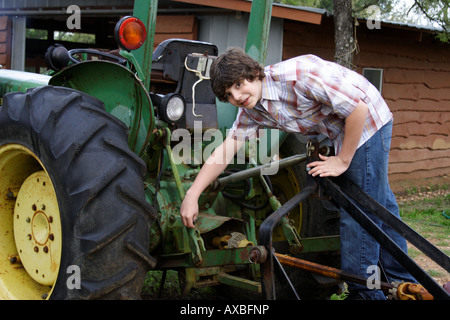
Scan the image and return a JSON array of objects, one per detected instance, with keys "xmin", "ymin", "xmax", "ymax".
[{"xmin": 115, "ymin": 16, "xmax": 147, "ymax": 51}]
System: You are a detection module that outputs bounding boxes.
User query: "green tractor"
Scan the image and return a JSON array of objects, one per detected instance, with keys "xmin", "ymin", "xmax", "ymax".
[
  {"xmin": 0, "ymin": 0, "xmax": 447, "ymax": 300},
  {"xmin": 0, "ymin": 0, "xmax": 340, "ymax": 300}
]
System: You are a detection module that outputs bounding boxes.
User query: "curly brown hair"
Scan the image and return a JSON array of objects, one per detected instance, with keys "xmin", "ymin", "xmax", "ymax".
[{"xmin": 210, "ymin": 47, "xmax": 265, "ymax": 102}]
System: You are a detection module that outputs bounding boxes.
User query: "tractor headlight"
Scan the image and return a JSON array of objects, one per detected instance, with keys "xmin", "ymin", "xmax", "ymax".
[
  {"xmin": 164, "ymin": 94, "xmax": 185, "ymax": 122},
  {"xmin": 152, "ymin": 93, "xmax": 186, "ymax": 123}
]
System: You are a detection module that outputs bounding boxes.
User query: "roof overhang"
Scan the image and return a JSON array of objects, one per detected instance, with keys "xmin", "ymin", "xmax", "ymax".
[
  {"xmin": 0, "ymin": 0, "xmax": 324, "ymax": 25},
  {"xmin": 173, "ymin": 0, "xmax": 324, "ymax": 25}
]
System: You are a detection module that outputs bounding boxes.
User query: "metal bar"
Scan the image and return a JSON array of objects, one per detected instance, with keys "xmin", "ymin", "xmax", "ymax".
[
  {"xmin": 273, "ymin": 235, "xmax": 340, "ymax": 254},
  {"xmin": 275, "ymin": 253, "xmax": 394, "ymax": 292},
  {"xmin": 156, "ymin": 246, "xmax": 255, "ymax": 269},
  {"xmin": 245, "ymin": 0, "xmax": 273, "ymax": 65},
  {"xmin": 272, "ymin": 251, "xmax": 300, "ymax": 300},
  {"xmin": 319, "ymin": 177, "xmax": 450, "ymax": 300},
  {"xmin": 259, "ymin": 178, "xmax": 318, "ymax": 248},
  {"xmin": 217, "ymin": 153, "xmax": 306, "ymax": 187},
  {"xmin": 133, "ymin": 0, "xmax": 158, "ymax": 91},
  {"xmin": 336, "ymin": 177, "xmax": 450, "ymax": 273},
  {"xmin": 258, "ymin": 178, "xmax": 318, "ymax": 299},
  {"xmin": 163, "ymin": 128, "xmax": 185, "ymax": 200},
  {"xmin": 217, "ymin": 273, "xmax": 262, "ymax": 293}
]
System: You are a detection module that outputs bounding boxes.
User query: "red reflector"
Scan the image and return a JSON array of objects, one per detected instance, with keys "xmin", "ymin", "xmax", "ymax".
[{"xmin": 115, "ymin": 16, "xmax": 147, "ymax": 51}]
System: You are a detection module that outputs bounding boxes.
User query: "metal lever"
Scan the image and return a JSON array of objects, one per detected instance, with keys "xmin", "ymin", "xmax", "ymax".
[{"xmin": 216, "ymin": 153, "xmax": 306, "ymax": 187}]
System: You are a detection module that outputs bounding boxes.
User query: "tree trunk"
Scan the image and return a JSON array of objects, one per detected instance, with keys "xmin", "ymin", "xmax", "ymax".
[{"xmin": 333, "ymin": 0, "xmax": 355, "ymax": 69}]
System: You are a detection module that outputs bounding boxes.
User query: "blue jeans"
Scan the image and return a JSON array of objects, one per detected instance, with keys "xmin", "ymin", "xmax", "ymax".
[{"xmin": 340, "ymin": 120, "xmax": 416, "ymax": 300}]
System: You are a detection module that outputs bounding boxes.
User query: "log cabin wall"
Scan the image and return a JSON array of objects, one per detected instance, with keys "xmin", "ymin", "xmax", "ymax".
[
  {"xmin": 0, "ymin": 16, "xmax": 12, "ymax": 69},
  {"xmin": 283, "ymin": 16, "xmax": 450, "ymax": 192}
]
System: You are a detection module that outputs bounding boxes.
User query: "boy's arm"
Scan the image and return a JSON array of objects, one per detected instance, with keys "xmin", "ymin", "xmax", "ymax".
[
  {"xmin": 181, "ymin": 136, "xmax": 245, "ymax": 228},
  {"xmin": 307, "ymin": 100, "xmax": 368, "ymax": 177}
]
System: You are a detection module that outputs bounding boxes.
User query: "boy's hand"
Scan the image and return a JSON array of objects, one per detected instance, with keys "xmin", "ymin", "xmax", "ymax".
[
  {"xmin": 180, "ymin": 193, "xmax": 199, "ymax": 229},
  {"xmin": 179, "ymin": 136, "xmax": 244, "ymax": 229},
  {"xmin": 307, "ymin": 154, "xmax": 349, "ymax": 177}
]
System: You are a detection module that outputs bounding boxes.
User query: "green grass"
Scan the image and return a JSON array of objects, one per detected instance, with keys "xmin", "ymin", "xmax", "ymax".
[
  {"xmin": 141, "ymin": 270, "xmax": 181, "ymax": 299},
  {"xmin": 398, "ymin": 188, "xmax": 449, "ymax": 285},
  {"xmin": 399, "ymin": 192, "xmax": 450, "ymax": 236},
  {"xmin": 141, "ymin": 270, "xmax": 217, "ymax": 300}
]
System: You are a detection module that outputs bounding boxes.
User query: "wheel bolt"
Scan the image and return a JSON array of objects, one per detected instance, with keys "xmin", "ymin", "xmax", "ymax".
[
  {"xmin": 9, "ymin": 255, "xmax": 20, "ymax": 264},
  {"xmin": 6, "ymin": 191, "xmax": 15, "ymax": 199}
]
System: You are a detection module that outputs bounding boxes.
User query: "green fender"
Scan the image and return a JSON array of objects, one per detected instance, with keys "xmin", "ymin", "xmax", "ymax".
[{"xmin": 49, "ymin": 60, "xmax": 155, "ymax": 156}]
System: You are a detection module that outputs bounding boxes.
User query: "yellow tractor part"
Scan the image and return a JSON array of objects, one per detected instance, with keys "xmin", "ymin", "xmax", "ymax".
[
  {"xmin": 395, "ymin": 282, "xmax": 434, "ymax": 300},
  {"xmin": 270, "ymin": 165, "xmax": 302, "ymax": 241},
  {"xmin": 0, "ymin": 144, "xmax": 62, "ymax": 300}
]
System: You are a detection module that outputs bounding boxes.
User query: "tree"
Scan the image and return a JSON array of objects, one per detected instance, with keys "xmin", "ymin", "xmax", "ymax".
[
  {"xmin": 408, "ymin": 0, "xmax": 450, "ymax": 42},
  {"xmin": 333, "ymin": 0, "xmax": 356, "ymax": 68},
  {"xmin": 350, "ymin": 0, "xmax": 449, "ymax": 42},
  {"xmin": 277, "ymin": 0, "xmax": 450, "ymax": 42}
]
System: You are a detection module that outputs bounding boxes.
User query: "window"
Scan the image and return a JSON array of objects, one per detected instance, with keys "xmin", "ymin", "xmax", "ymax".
[
  {"xmin": 26, "ymin": 28, "xmax": 48, "ymax": 40},
  {"xmin": 53, "ymin": 31, "xmax": 95, "ymax": 44},
  {"xmin": 363, "ymin": 68, "xmax": 383, "ymax": 93}
]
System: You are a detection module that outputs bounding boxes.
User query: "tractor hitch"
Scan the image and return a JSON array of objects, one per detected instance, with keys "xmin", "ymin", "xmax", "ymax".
[
  {"xmin": 255, "ymin": 140, "xmax": 450, "ymax": 300},
  {"xmin": 251, "ymin": 247, "xmax": 435, "ymax": 300},
  {"xmin": 319, "ymin": 176, "xmax": 450, "ymax": 300}
]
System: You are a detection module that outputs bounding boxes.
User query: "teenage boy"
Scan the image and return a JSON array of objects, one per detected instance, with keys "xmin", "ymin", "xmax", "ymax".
[{"xmin": 180, "ymin": 47, "xmax": 416, "ymax": 299}]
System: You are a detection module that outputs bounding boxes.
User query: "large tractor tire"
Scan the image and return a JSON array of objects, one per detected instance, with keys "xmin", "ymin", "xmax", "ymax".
[
  {"xmin": 278, "ymin": 133, "xmax": 340, "ymax": 240},
  {"xmin": 273, "ymin": 133, "xmax": 341, "ymax": 299},
  {"xmin": 0, "ymin": 86, "xmax": 156, "ymax": 299}
]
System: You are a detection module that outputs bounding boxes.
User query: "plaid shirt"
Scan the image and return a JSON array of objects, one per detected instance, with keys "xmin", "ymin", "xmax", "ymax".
[{"xmin": 227, "ymin": 54, "xmax": 392, "ymax": 154}]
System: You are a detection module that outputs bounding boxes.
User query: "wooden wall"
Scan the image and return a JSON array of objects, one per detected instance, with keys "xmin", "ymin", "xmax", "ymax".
[
  {"xmin": 154, "ymin": 15, "xmax": 198, "ymax": 49},
  {"xmin": 283, "ymin": 16, "xmax": 450, "ymax": 192},
  {"xmin": 0, "ymin": 16, "xmax": 11, "ymax": 69}
]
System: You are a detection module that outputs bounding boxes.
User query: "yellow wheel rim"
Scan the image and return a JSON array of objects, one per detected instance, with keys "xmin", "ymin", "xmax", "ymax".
[{"xmin": 0, "ymin": 144, "xmax": 62, "ymax": 299}]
